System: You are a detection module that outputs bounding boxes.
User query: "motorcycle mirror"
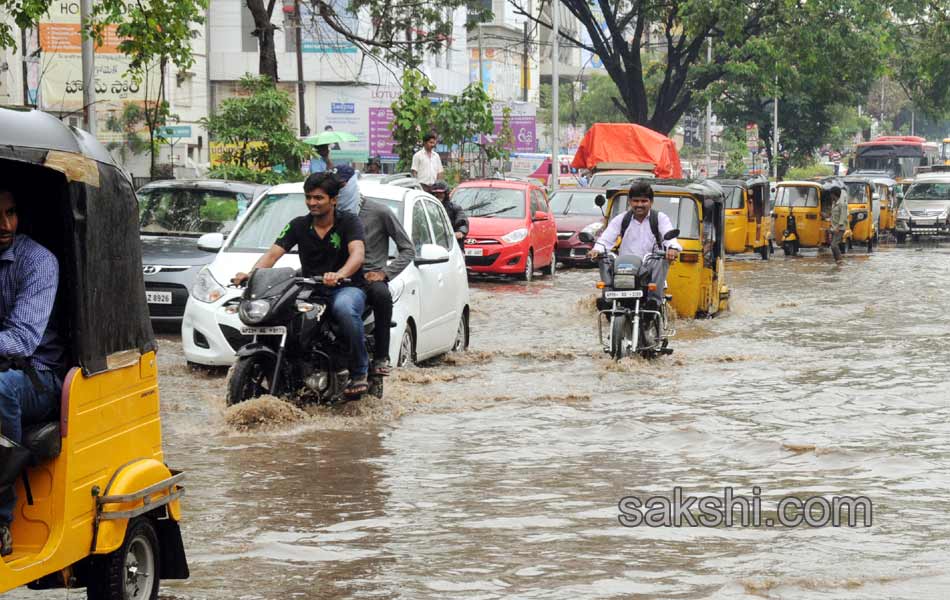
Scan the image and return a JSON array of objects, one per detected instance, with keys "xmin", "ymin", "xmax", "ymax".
[
  {"xmin": 663, "ymin": 229, "xmax": 680, "ymax": 241},
  {"xmin": 594, "ymin": 194, "xmax": 606, "ymax": 207},
  {"xmin": 578, "ymin": 231, "xmax": 595, "ymax": 243}
]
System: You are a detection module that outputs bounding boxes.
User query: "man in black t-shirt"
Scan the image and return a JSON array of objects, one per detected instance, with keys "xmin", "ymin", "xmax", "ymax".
[{"xmin": 232, "ymin": 172, "xmax": 369, "ymax": 396}]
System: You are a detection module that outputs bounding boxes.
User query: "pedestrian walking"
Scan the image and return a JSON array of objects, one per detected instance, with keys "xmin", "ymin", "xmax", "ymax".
[{"xmin": 829, "ymin": 185, "xmax": 848, "ymax": 265}]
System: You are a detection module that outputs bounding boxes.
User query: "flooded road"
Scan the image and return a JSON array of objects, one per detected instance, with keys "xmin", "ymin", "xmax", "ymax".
[{"xmin": 17, "ymin": 243, "xmax": 950, "ymax": 599}]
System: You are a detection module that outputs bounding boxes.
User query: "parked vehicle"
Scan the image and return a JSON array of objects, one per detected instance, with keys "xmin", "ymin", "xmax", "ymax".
[
  {"xmin": 182, "ymin": 181, "xmax": 470, "ymax": 367},
  {"xmin": 715, "ymin": 176, "xmax": 772, "ymax": 259},
  {"xmin": 847, "ymin": 171, "xmax": 899, "ymax": 235},
  {"xmin": 581, "ymin": 230, "xmax": 679, "ymax": 359},
  {"xmin": 896, "ymin": 168, "xmax": 950, "ymax": 241},
  {"xmin": 358, "ymin": 172, "xmax": 422, "ymax": 189},
  {"xmin": 454, "ymin": 179, "xmax": 558, "ymax": 281},
  {"xmin": 138, "ymin": 179, "xmax": 269, "ymax": 326},
  {"xmin": 548, "ymin": 188, "xmax": 608, "ymax": 267},
  {"xmin": 843, "ymin": 177, "xmax": 878, "ymax": 252},
  {"xmin": 0, "ymin": 108, "xmax": 188, "ymax": 598},
  {"xmin": 226, "ymin": 269, "xmax": 386, "ymax": 404},
  {"xmin": 598, "ymin": 180, "xmax": 729, "ymax": 318},
  {"xmin": 772, "ymin": 180, "xmax": 839, "ymax": 256}
]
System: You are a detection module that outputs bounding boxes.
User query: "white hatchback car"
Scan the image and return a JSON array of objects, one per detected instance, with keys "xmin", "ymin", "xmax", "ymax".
[{"xmin": 181, "ymin": 181, "xmax": 471, "ymax": 367}]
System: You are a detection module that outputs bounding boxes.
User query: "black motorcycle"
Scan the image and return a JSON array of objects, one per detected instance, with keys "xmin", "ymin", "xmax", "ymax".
[
  {"xmin": 580, "ymin": 229, "xmax": 678, "ymax": 360},
  {"xmin": 226, "ymin": 267, "xmax": 384, "ymax": 405}
]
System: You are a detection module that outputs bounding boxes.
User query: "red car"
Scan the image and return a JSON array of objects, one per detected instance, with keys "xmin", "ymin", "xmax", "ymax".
[
  {"xmin": 548, "ymin": 188, "xmax": 608, "ymax": 267},
  {"xmin": 453, "ymin": 179, "xmax": 558, "ymax": 281}
]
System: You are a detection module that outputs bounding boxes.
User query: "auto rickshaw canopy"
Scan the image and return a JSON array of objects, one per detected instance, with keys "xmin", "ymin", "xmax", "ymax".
[{"xmin": 0, "ymin": 107, "xmax": 155, "ymax": 375}]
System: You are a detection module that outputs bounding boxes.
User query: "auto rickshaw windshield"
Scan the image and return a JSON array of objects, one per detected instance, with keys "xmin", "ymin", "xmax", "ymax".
[
  {"xmin": 723, "ymin": 186, "xmax": 744, "ymax": 209},
  {"xmin": 775, "ymin": 187, "xmax": 819, "ymax": 207},
  {"xmin": 609, "ymin": 194, "xmax": 701, "ymax": 238},
  {"xmin": 845, "ymin": 182, "xmax": 868, "ymax": 203}
]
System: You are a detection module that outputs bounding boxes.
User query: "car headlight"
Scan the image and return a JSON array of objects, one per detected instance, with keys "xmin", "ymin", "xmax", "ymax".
[
  {"xmin": 581, "ymin": 221, "xmax": 604, "ymax": 236},
  {"xmin": 898, "ymin": 207, "xmax": 910, "ymax": 219},
  {"xmin": 239, "ymin": 299, "xmax": 271, "ymax": 324},
  {"xmin": 501, "ymin": 227, "xmax": 529, "ymax": 243},
  {"xmin": 388, "ymin": 278, "xmax": 406, "ymax": 303},
  {"xmin": 191, "ymin": 267, "xmax": 226, "ymax": 303}
]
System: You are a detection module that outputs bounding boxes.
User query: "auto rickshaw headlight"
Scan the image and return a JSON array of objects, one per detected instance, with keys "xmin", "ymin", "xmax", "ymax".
[
  {"xmin": 191, "ymin": 267, "xmax": 226, "ymax": 303},
  {"xmin": 240, "ymin": 299, "xmax": 271, "ymax": 323}
]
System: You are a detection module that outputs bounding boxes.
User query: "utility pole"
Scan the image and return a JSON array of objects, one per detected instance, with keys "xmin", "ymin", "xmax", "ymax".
[
  {"xmin": 478, "ymin": 24, "xmax": 484, "ymax": 87},
  {"xmin": 522, "ymin": 22, "xmax": 529, "ymax": 102},
  {"xmin": 21, "ymin": 28, "xmax": 30, "ymax": 106},
  {"xmin": 294, "ymin": 0, "xmax": 307, "ymax": 136},
  {"xmin": 80, "ymin": 0, "xmax": 96, "ymax": 133},
  {"xmin": 551, "ymin": 0, "xmax": 560, "ymax": 192},
  {"xmin": 772, "ymin": 75, "xmax": 778, "ymax": 180},
  {"xmin": 704, "ymin": 37, "xmax": 711, "ymax": 176}
]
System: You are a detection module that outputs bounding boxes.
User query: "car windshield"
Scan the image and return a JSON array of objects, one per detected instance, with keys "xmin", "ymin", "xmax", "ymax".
[
  {"xmin": 905, "ymin": 182, "xmax": 950, "ymax": 201},
  {"xmin": 589, "ymin": 173, "xmax": 655, "ymax": 188},
  {"xmin": 723, "ymin": 186, "xmax": 744, "ymax": 209},
  {"xmin": 453, "ymin": 187, "xmax": 526, "ymax": 218},
  {"xmin": 548, "ymin": 191, "xmax": 604, "ymax": 216},
  {"xmin": 775, "ymin": 186, "xmax": 819, "ymax": 207},
  {"xmin": 139, "ymin": 188, "xmax": 251, "ymax": 235},
  {"xmin": 608, "ymin": 194, "xmax": 701, "ymax": 239},
  {"xmin": 227, "ymin": 193, "xmax": 308, "ymax": 252}
]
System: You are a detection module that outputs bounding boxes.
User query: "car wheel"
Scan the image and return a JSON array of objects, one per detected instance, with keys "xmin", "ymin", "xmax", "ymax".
[
  {"xmin": 451, "ymin": 312, "xmax": 470, "ymax": 352},
  {"xmin": 541, "ymin": 254, "xmax": 557, "ymax": 277},
  {"xmin": 397, "ymin": 325, "xmax": 415, "ymax": 367},
  {"xmin": 86, "ymin": 517, "xmax": 160, "ymax": 600},
  {"xmin": 519, "ymin": 251, "xmax": 534, "ymax": 282}
]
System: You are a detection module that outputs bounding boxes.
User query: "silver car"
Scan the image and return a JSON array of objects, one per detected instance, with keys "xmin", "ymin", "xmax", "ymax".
[
  {"xmin": 896, "ymin": 169, "xmax": 950, "ymax": 242},
  {"xmin": 138, "ymin": 179, "xmax": 270, "ymax": 326}
]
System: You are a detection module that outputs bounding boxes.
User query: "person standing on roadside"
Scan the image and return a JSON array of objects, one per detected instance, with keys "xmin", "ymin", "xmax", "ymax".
[
  {"xmin": 829, "ymin": 185, "xmax": 848, "ymax": 265},
  {"xmin": 411, "ymin": 132, "xmax": 443, "ymax": 193}
]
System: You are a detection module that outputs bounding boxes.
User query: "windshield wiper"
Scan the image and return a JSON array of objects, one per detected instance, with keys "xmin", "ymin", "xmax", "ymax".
[{"xmin": 479, "ymin": 206, "xmax": 517, "ymax": 217}]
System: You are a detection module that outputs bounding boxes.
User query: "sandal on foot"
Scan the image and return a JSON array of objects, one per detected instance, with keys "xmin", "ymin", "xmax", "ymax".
[
  {"xmin": 344, "ymin": 377, "xmax": 369, "ymax": 397},
  {"xmin": 371, "ymin": 359, "xmax": 391, "ymax": 376}
]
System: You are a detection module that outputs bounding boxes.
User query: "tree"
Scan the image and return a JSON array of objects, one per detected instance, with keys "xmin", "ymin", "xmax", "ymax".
[
  {"xmin": 888, "ymin": 3, "xmax": 950, "ymax": 120},
  {"xmin": 437, "ymin": 82, "xmax": 495, "ymax": 173},
  {"xmin": 202, "ymin": 75, "xmax": 310, "ymax": 183},
  {"xmin": 91, "ymin": 0, "xmax": 207, "ymax": 178},
  {"xmin": 245, "ymin": 0, "xmax": 491, "ymax": 82},
  {"xmin": 389, "ymin": 69, "xmax": 436, "ymax": 171},
  {"xmin": 104, "ymin": 102, "xmax": 150, "ymax": 164}
]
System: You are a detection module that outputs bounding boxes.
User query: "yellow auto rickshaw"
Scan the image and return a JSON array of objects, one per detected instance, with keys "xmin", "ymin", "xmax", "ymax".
[
  {"xmin": 0, "ymin": 108, "xmax": 188, "ymax": 598},
  {"xmin": 871, "ymin": 176, "xmax": 900, "ymax": 234},
  {"xmin": 716, "ymin": 176, "xmax": 772, "ymax": 259},
  {"xmin": 844, "ymin": 178, "xmax": 878, "ymax": 252},
  {"xmin": 596, "ymin": 179, "xmax": 729, "ymax": 318},
  {"xmin": 772, "ymin": 179, "xmax": 842, "ymax": 256}
]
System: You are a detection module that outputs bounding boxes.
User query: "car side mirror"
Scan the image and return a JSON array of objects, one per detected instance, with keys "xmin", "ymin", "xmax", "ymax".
[
  {"xmin": 414, "ymin": 243, "xmax": 450, "ymax": 266},
  {"xmin": 532, "ymin": 210, "xmax": 549, "ymax": 221},
  {"xmin": 594, "ymin": 194, "xmax": 606, "ymax": 207},
  {"xmin": 663, "ymin": 228, "xmax": 680, "ymax": 241},
  {"xmin": 578, "ymin": 231, "xmax": 595, "ymax": 243},
  {"xmin": 197, "ymin": 232, "xmax": 224, "ymax": 252}
]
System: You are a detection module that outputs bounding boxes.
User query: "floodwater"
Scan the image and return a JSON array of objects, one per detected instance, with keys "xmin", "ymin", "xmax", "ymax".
[{"xmin": 14, "ymin": 243, "xmax": 950, "ymax": 599}]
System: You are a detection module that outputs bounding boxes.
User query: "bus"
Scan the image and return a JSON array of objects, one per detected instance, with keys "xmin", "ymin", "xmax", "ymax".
[
  {"xmin": 942, "ymin": 137, "xmax": 950, "ymax": 165},
  {"xmin": 851, "ymin": 136, "xmax": 940, "ymax": 180}
]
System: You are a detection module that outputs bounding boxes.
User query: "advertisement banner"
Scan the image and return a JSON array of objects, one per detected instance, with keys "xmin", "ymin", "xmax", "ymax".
[{"xmin": 299, "ymin": 0, "xmax": 358, "ymax": 54}]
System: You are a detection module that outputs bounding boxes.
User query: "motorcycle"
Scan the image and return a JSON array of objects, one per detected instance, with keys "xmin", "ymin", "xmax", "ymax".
[
  {"xmin": 580, "ymin": 229, "xmax": 679, "ymax": 360},
  {"xmin": 226, "ymin": 267, "xmax": 385, "ymax": 405}
]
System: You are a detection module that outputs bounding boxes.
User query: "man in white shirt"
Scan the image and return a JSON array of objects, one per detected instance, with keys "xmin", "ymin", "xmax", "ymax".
[
  {"xmin": 411, "ymin": 132, "xmax": 443, "ymax": 191},
  {"xmin": 588, "ymin": 181, "xmax": 681, "ymax": 307}
]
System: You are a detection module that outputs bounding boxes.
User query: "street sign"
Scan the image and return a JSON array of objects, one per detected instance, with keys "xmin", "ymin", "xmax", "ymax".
[
  {"xmin": 745, "ymin": 123, "xmax": 759, "ymax": 151},
  {"xmin": 160, "ymin": 125, "xmax": 192, "ymax": 139}
]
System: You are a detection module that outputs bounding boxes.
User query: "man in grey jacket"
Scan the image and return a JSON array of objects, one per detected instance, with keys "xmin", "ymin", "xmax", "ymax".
[
  {"xmin": 359, "ymin": 196, "xmax": 415, "ymax": 375},
  {"xmin": 829, "ymin": 185, "xmax": 848, "ymax": 265}
]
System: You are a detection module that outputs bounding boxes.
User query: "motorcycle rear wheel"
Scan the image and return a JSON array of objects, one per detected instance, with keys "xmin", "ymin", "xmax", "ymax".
[
  {"xmin": 227, "ymin": 355, "xmax": 281, "ymax": 406},
  {"xmin": 610, "ymin": 314, "xmax": 632, "ymax": 360}
]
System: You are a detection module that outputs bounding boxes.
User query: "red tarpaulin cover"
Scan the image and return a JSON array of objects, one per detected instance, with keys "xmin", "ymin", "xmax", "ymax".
[{"xmin": 571, "ymin": 123, "xmax": 683, "ymax": 179}]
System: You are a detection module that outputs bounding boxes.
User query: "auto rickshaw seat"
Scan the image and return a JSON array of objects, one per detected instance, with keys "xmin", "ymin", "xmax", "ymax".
[{"xmin": 21, "ymin": 421, "xmax": 61, "ymax": 465}]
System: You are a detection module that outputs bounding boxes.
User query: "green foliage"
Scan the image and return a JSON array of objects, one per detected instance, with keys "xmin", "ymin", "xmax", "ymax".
[
  {"xmin": 888, "ymin": 3, "xmax": 950, "ymax": 120},
  {"xmin": 438, "ymin": 82, "xmax": 495, "ymax": 167},
  {"xmin": 389, "ymin": 70, "xmax": 436, "ymax": 171},
  {"xmin": 202, "ymin": 75, "xmax": 310, "ymax": 179},
  {"xmin": 206, "ymin": 164, "xmax": 302, "ymax": 185},
  {"xmin": 722, "ymin": 127, "xmax": 748, "ymax": 178},
  {"xmin": 485, "ymin": 106, "xmax": 515, "ymax": 162},
  {"xmin": 104, "ymin": 103, "xmax": 150, "ymax": 163},
  {"xmin": 786, "ymin": 163, "xmax": 834, "ymax": 180}
]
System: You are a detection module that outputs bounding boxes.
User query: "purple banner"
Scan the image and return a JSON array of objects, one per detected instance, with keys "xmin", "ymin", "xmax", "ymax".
[
  {"xmin": 486, "ymin": 115, "xmax": 536, "ymax": 153},
  {"xmin": 369, "ymin": 107, "xmax": 397, "ymax": 159}
]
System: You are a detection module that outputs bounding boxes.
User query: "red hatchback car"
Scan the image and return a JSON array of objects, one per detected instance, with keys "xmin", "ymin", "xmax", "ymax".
[{"xmin": 453, "ymin": 179, "xmax": 558, "ymax": 281}]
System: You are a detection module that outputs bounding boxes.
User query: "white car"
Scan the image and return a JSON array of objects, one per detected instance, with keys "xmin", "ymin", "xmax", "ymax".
[{"xmin": 181, "ymin": 181, "xmax": 471, "ymax": 367}]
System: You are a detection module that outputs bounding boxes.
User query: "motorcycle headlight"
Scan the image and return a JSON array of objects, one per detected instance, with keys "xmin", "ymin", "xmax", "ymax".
[
  {"xmin": 388, "ymin": 278, "xmax": 406, "ymax": 303},
  {"xmin": 191, "ymin": 267, "xmax": 226, "ymax": 303},
  {"xmin": 239, "ymin": 299, "xmax": 271, "ymax": 324},
  {"xmin": 501, "ymin": 227, "xmax": 529, "ymax": 243},
  {"xmin": 581, "ymin": 221, "xmax": 604, "ymax": 237}
]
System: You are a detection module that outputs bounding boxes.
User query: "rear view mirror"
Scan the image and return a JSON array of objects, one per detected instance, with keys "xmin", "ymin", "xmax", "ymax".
[
  {"xmin": 532, "ymin": 210, "xmax": 549, "ymax": 221},
  {"xmin": 415, "ymin": 243, "xmax": 450, "ymax": 266},
  {"xmin": 197, "ymin": 232, "xmax": 224, "ymax": 252},
  {"xmin": 594, "ymin": 194, "xmax": 606, "ymax": 207},
  {"xmin": 664, "ymin": 229, "xmax": 680, "ymax": 241}
]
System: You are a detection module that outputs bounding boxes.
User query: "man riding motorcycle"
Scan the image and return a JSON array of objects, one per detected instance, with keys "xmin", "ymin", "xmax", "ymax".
[{"xmin": 588, "ymin": 181, "xmax": 682, "ymax": 309}]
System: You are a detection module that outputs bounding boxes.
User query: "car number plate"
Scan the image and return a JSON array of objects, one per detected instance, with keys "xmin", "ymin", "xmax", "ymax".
[
  {"xmin": 239, "ymin": 326, "xmax": 287, "ymax": 336},
  {"xmin": 465, "ymin": 248, "xmax": 484, "ymax": 256},
  {"xmin": 146, "ymin": 291, "xmax": 173, "ymax": 304},
  {"xmin": 605, "ymin": 290, "xmax": 643, "ymax": 299}
]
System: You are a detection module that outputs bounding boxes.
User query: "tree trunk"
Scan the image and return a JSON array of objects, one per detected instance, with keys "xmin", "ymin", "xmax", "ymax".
[{"xmin": 246, "ymin": 0, "xmax": 279, "ymax": 82}]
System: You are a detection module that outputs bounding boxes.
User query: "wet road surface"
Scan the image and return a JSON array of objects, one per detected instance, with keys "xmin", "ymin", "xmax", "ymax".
[{"xmin": 12, "ymin": 243, "xmax": 950, "ymax": 599}]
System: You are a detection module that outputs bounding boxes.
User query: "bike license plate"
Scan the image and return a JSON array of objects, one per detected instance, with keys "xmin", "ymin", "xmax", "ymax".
[
  {"xmin": 465, "ymin": 247, "xmax": 483, "ymax": 256},
  {"xmin": 239, "ymin": 326, "xmax": 287, "ymax": 336},
  {"xmin": 605, "ymin": 290, "xmax": 643, "ymax": 299},
  {"xmin": 146, "ymin": 291, "xmax": 172, "ymax": 304}
]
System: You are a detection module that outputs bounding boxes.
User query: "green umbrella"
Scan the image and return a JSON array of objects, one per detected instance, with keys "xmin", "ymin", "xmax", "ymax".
[{"xmin": 302, "ymin": 130, "xmax": 359, "ymax": 146}]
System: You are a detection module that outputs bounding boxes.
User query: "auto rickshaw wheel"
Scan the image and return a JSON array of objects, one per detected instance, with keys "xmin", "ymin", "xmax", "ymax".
[
  {"xmin": 87, "ymin": 517, "xmax": 160, "ymax": 600},
  {"xmin": 782, "ymin": 241, "xmax": 798, "ymax": 256},
  {"xmin": 866, "ymin": 237, "xmax": 873, "ymax": 253},
  {"xmin": 227, "ymin": 354, "xmax": 280, "ymax": 405}
]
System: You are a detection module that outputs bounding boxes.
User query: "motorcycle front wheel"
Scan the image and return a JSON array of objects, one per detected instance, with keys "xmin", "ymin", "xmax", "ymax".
[
  {"xmin": 227, "ymin": 354, "xmax": 281, "ymax": 405},
  {"xmin": 638, "ymin": 314, "xmax": 662, "ymax": 358},
  {"xmin": 610, "ymin": 314, "xmax": 632, "ymax": 360}
]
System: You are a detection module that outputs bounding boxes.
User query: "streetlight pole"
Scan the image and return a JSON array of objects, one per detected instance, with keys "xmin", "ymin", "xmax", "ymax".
[
  {"xmin": 772, "ymin": 75, "xmax": 778, "ymax": 180},
  {"xmin": 294, "ymin": 0, "xmax": 307, "ymax": 136},
  {"xmin": 704, "ymin": 38, "xmax": 711, "ymax": 176},
  {"xmin": 80, "ymin": 0, "xmax": 96, "ymax": 133},
  {"xmin": 551, "ymin": 0, "xmax": 559, "ymax": 192}
]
